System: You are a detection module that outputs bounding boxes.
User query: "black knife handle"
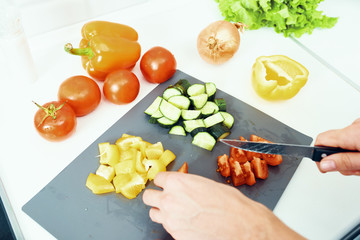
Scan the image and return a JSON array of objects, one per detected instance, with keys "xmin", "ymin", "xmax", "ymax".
[{"xmin": 313, "ymin": 146, "xmax": 357, "ymax": 162}]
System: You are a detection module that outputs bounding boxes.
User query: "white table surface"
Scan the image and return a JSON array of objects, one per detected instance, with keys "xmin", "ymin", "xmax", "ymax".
[{"xmin": 1, "ymin": 0, "xmax": 360, "ymax": 239}]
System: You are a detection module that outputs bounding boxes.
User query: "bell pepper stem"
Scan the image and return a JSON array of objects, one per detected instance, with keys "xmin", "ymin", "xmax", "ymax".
[{"xmin": 64, "ymin": 43, "xmax": 94, "ymax": 59}]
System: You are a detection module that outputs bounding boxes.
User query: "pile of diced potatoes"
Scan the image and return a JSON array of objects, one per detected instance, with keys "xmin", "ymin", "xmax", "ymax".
[{"xmin": 86, "ymin": 134, "xmax": 176, "ymax": 199}]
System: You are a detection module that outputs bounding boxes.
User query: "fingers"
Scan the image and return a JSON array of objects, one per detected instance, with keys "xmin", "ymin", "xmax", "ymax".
[
  {"xmin": 149, "ymin": 207, "xmax": 163, "ymax": 224},
  {"xmin": 318, "ymin": 152, "xmax": 360, "ymax": 174},
  {"xmin": 143, "ymin": 188, "xmax": 163, "ymax": 209},
  {"xmin": 315, "ymin": 129, "xmax": 341, "ymax": 147}
]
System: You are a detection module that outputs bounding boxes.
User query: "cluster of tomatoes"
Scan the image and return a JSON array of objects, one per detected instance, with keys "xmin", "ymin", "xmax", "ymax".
[{"xmin": 34, "ymin": 46, "xmax": 177, "ymax": 142}]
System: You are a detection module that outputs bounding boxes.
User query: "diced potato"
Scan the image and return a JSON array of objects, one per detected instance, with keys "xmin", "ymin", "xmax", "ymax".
[
  {"xmin": 99, "ymin": 143, "xmax": 120, "ymax": 167},
  {"xmin": 86, "ymin": 173, "xmax": 115, "ymax": 194},
  {"xmin": 143, "ymin": 159, "xmax": 166, "ymax": 181},
  {"xmin": 115, "ymin": 159, "xmax": 136, "ymax": 175},
  {"xmin": 120, "ymin": 172, "xmax": 146, "ymax": 199},
  {"xmin": 113, "ymin": 173, "xmax": 132, "ymax": 193},
  {"xmin": 139, "ymin": 141, "xmax": 152, "ymax": 156},
  {"xmin": 159, "ymin": 149, "xmax": 176, "ymax": 167},
  {"xmin": 95, "ymin": 165, "xmax": 115, "ymax": 182},
  {"xmin": 116, "ymin": 136, "xmax": 143, "ymax": 150},
  {"xmin": 135, "ymin": 151, "xmax": 147, "ymax": 173}
]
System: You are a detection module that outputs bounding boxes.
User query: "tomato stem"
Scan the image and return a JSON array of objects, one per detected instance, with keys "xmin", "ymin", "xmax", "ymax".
[
  {"xmin": 64, "ymin": 43, "xmax": 94, "ymax": 59},
  {"xmin": 33, "ymin": 101, "xmax": 66, "ymax": 127}
]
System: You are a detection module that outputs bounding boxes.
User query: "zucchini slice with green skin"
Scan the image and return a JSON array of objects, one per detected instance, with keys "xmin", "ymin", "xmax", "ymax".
[
  {"xmin": 144, "ymin": 96, "xmax": 162, "ymax": 115},
  {"xmin": 190, "ymin": 94, "xmax": 208, "ymax": 109},
  {"xmin": 200, "ymin": 101, "xmax": 219, "ymax": 117},
  {"xmin": 187, "ymin": 84, "xmax": 205, "ymax": 97},
  {"xmin": 214, "ymin": 98, "xmax": 226, "ymax": 111},
  {"xmin": 162, "ymin": 86, "xmax": 182, "ymax": 100},
  {"xmin": 190, "ymin": 127, "xmax": 207, "ymax": 137},
  {"xmin": 205, "ymin": 82, "xmax": 217, "ymax": 101},
  {"xmin": 157, "ymin": 117, "xmax": 177, "ymax": 128},
  {"xmin": 204, "ymin": 112, "xmax": 224, "ymax": 128},
  {"xmin": 174, "ymin": 79, "xmax": 191, "ymax": 94},
  {"xmin": 192, "ymin": 132, "xmax": 216, "ymax": 151},
  {"xmin": 209, "ymin": 123, "xmax": 231, "ymax": 141},
  {"xmin": 168, "ymin": 95, "xmax": 191, "ymax": 110},
  {"xmin": 183, "ymin": 119, "xmax": 205, "ymax": 132},
  {"xmin": 149, "ymin": 110, "xmax": 163, "ymax": 124},
  {"xmin": 220, "ymin": 111, "xmax": 234, "ymax": 129},
  {"xmin": 159, "ymin": 99, "xmax": 181, "ymax": 122},
  {"xmin": 169, "ymin": 125, "xmax": 186, "ymax": 136},
  {"xmin": 181, "ymin": 109, "xmax": 202, "ymax": 120}
]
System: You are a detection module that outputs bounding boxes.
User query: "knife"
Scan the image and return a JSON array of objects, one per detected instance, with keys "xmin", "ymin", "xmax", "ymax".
[{"xmin": 220, "ymin": 139, "xmax": 356, "ymax": 162}]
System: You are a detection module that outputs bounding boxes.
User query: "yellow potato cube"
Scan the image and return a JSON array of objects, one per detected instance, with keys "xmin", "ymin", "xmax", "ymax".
[
  {"xmin": 116, "ymin": 135, "xmax": 142, "ymax": 150},
  {"xmin": 86, "ymin": 173, "xmax": 115, "ymax": 194},
  {"xmin": 145, "ymin": 142, "xmax": 164, "ymax": 159},
  {"xmin": 115, "ymin": 160, "xmax": 136, "ymax": 175},
  {"xmin": 98, "ymin": 143, "xmax": 120, "ymax": 167},
  {"xmin": 95, "ymin": 165, "xmax": 115, "ymax": 182},
  {"xmin": 159, "ymin": 149, "xmax": 176, "ymax": 167},
  {"xmin": 119, "ymin": 147, "xmax": 137, "ymax": 162}
]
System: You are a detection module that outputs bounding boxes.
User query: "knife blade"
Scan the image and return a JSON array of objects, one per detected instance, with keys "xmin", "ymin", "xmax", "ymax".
[{"xmin": 220, "ymin": 139, "xmax": 355, "ymax": 162}]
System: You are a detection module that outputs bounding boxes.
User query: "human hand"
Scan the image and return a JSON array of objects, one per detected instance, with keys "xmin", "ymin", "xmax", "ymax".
[
  {"xmin": 143, "ymin": 172, "xmax": 304, "ymax": 240},
  {"xmin": 315, "ymin": 118, "xmax": 360, "ymax": 175}
]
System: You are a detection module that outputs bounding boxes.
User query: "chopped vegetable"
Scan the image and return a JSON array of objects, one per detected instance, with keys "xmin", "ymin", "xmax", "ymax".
[
  {"xmin": 177, "ymin": 162, "xmax": 188, "ymax": 173},
  {"xmin": 86, "ymin": 134, "xmax": 176, "ymax": 199},
  {"xmin": 217, "ymin": 154, "xmax": 230, "ymax": 177},
  {"xmin": 215, "ymin": 0, "xmax": 338, "ymax": 38}
]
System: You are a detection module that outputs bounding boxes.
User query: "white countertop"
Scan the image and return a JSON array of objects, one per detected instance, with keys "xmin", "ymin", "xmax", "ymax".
[{"xmin": 1, "ymin": 0, "xmax": 360, "ymax": 239}]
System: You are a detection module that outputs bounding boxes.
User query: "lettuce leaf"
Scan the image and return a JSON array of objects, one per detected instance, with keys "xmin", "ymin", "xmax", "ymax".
[{"xmin": 214, "ymin": 0, "xmax": 338, "ymax": 37}]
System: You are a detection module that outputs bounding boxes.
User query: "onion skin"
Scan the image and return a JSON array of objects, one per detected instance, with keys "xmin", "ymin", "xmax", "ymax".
[{"xmin": 197, "ymin": 20, "xmax": 240, "ymax": 65}]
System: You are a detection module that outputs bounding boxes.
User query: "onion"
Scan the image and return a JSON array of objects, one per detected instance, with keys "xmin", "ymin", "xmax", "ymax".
[{"xmin": 197, "ymin": 20, "xmax": 245, "ymax": 65}]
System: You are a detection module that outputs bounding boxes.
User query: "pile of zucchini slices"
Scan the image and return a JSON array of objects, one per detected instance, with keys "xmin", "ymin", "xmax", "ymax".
[{"xmin": 144, "ymin": 79, "xmax": 234, "ymax": 151}]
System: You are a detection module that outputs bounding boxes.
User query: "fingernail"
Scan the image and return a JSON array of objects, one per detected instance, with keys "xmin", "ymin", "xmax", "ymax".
[{"xmin": 320, "ymin": 160, "xmax": 336, "ymax": 172}]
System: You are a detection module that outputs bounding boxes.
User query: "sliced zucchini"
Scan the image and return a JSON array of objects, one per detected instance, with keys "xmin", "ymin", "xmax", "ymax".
[
  {"xmin": 168, "ymin": 95, "xmax": 191, "ymax": 110},
  {"xmin": 174, "ymin": 79, "xmax": 191, "ymax": 94},
  {"xmin": 169, "ymin": 125, "xmax": 186, "ymax": 136},
  {"xmin": 162, "ymin": 86, "xmax": 182, "ymax": 100},
  {"xmin": 144, "ymin": 96, "xmax": 162, "ymax": 115},
  {"xmin": 181, "ymin": 109, "xmax": 201, "ymax": 120},
  {"xmin": 209, "ymin": 123, "xmax": 231, "ymax": 141},
  {"xmin": 159, "ymin": 99, "xmax": 181, "ymax": 122},
  {"xmin": 200, "ymin": 101, "xmax": 219, "ymax": 117},
  {"xmin": 190, "ymin": 127, "xmax": 207, "ymax": 137},
  {"xmin": 149, "ymin": 110, "xmax": 164, "ymax": 124},
  {"xmin": 205, "ymin": 82, "xmax": 217, "ymax": 100},
  {"xmin": 204, "ymin": 112, "xmax": 224, "ymax": 128},
  {"xmin": 183, "ymin": 119, "xmax": 205, "ymax": 133},
  {"xmin": 220, "ymin": 111, "xmax": 234, "ymax": 129},
  {"xmin": 187, "ymin": 84, "xmax": 205, "ymax": 97},
  {"xmin": 190, "ymin": 93, "xmax": 208, "ymax": 109},
  {"xmin": 214, "ymin": 98, "xmax": 226, "ymax": 111},
  {"xmin": 157, "ymin": 117, "xmax": 177, "ymax": 128},
  {"xmin": 192, "ymin": 132, "xmax": 216, "ymax": 151}
]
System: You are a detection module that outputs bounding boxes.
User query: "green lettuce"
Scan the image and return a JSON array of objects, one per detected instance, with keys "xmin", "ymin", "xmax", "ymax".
[{"xmin": 214, "ymin": 0, "xmax": 338, "ymax": 37}]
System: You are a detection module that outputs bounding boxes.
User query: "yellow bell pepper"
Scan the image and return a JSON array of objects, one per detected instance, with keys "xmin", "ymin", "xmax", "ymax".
[{"xmin": 252, "ymin": 55, "xmax": 309, "ymax": 100}]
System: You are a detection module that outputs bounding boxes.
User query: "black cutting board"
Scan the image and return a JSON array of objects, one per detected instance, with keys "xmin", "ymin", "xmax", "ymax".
[{"xmin": 23, "ymin": 70, "xmax": 312, "ymax": 240}]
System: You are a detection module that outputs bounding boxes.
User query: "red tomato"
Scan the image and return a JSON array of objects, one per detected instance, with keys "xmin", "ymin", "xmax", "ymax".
[
  {"xmin": 34, "ymin": 101, "xmax": 77, "ymax": 141},
  {"xmin": 251, "ymin": 157, "xmax": 269, "ymax": 180},
  {"xmin": 217, "ymin": 154, "xmax": 230, "ymax": 177},
  {"xmin": 140, "ymin": 46, "xmax": 177, "ymax": 83},
  {"xmin": 250, "ymin": 135, "xmax": 283, "ymax": 166},
  {"xmin": 103, "ymin": 69, "xmax": 140, "ymax": 104},
  {"xmin": 229, "ymin": 157, "xmax": 246, "ymax": 186},
  {"xmin": 58, "ymin": 75, "xmax": 101, "ymax": 117}
]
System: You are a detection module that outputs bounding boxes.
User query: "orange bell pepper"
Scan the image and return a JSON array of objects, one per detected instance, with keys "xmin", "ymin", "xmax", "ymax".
[{"xmin": 65, "ymin": 21, "xmax": 141, "ymax": 81}]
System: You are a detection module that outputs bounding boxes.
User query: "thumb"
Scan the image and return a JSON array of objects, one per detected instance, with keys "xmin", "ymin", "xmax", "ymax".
[{"xmin": 319, "ymin": 152, "xmax": 360, "ymax": 175}]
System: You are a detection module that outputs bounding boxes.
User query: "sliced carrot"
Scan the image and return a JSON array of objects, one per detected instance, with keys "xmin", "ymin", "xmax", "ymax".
[
  {"xmin": 251, "ymin": 157, "xmax": 269, "ymax": 180},
  {"xmin": 242, "ymin": 161, "xmax": 256, "ymax": 186},
  {"xmin": 217, "ymin": 154, "xmax": 230, "ymax": 177},
  {"xmin": 177, "ymin": 162, "xmax": 188, "ymax": 173},
  {"xmin": 229, "ymin": 157, "xmax": 246, "ymax": 186}
]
